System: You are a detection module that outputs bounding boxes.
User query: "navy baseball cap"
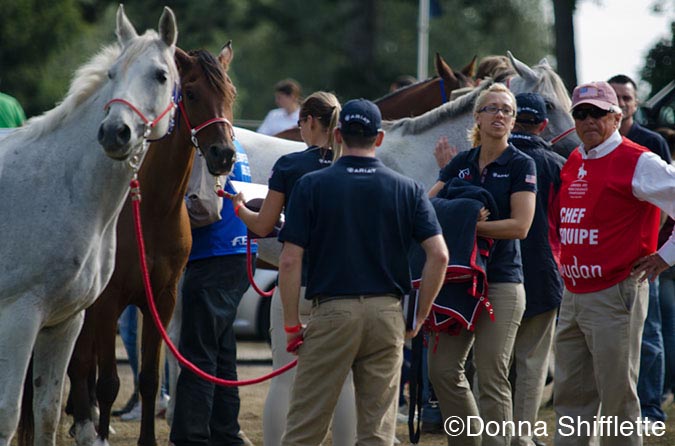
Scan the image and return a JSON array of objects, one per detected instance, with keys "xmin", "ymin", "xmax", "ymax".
[
  {"xmin": 515, "ymin": 92, "xmax": 547, "ymax": 124},
  {"xmin": 339, "ymin": 99, "xmax": 382, "ymax": 136}
]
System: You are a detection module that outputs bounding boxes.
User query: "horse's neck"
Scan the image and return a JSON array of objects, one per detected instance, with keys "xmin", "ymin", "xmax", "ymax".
[
  {"xmin": 137, "ymin": 128, "xmax": 194, "ymax": 216},
  {"xmin": 47, "ymin": 89, "xmax": 133, "ymax": 218}
]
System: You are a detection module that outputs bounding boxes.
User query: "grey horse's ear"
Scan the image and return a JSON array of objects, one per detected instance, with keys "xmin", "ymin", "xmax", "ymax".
[
  {"xmin": 116, "ymin": 4, "xmax": 138, "ymax": 47},
  {"xmin": 158, "ymin": 6, "xmax": 178, "ymax": 48},
  {"xmin": 507, "ymin": 51, "xmax": 540, "ymax": 83},
  {"xmin": 537, "ymin": 57, "xmax": 551, "ymax": 68},
  {"xmin": 219, "ymin": 41, "xmax": 234, "ymax": 71}
]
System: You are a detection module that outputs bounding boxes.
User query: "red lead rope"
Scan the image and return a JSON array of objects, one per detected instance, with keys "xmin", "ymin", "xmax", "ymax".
[
  {"xmin": 130, "ymin": 178, "xmax": 296, "ymax": 386},
  {"xmin": 246, "ymin": 236, "xmax": 275, "ymax": 297}
]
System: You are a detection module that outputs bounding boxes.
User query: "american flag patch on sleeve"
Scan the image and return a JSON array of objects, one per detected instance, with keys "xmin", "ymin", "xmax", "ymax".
[{"xmin": 525, "ymin": 174, "xmax": 537, "ymax": 184}]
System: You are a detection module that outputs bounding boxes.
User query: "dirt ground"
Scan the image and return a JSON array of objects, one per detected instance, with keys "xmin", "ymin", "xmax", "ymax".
[{"xmin": 48, "ymin": 338, "xmax": 675, "ymax": 446}]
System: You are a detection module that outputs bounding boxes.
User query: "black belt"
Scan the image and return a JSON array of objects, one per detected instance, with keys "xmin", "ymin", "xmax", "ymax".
[{"xmin": 311, "ymin": 293, "xmax": 402, "ymax": 307}]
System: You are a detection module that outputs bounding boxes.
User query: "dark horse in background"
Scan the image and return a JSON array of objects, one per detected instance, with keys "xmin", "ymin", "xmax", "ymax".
[
  {"xmin": 58, "ymin": 44, "xmax": 238, "ymax": 446},
  {"xmin": 274, "ymin": 52, "xmax": 476, "ymax": 141}
]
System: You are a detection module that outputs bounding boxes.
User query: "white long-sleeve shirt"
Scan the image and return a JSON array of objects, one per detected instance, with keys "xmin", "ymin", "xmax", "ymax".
[
  {"xmin": 577, "ymin": 130, "xmax": 675, "ymax": 265},
  {"xmin": 256, "ymin": 107, "xmax": 299, "ymax": 136}
]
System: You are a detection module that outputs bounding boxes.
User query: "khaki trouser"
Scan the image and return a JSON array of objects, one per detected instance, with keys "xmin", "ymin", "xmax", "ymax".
[
  {"xmin": 264, "ymin": 287, "xmax": 356, "ymax": 446},
  {"xmin": 281, "ymin": 296, "xmax": 405, "ymax": 446},
  {"xmin": 428, "ymin": 282, "xmax": 526, "ymax": 446},
  {"xmin": 553, "ymin": 275, "xmax": 648, "ymax": 446},
  {"xmin": 511, "ymin": 308, "xmax": 557, "ymax": 446}
]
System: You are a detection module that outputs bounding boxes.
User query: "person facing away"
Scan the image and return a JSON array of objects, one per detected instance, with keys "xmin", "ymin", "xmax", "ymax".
[
  {"xmin": 553, "ymin": 80, "xmax": 675, "ymax": 446},
  {"xmin": 232, "ymin": 91, "xmax": 358, "ymax": 446},
  {"xmin": 169, "ymin": 140, "xmax": 256, "ymax": 446},
  {"xmin": 428, "ymin": 82, "xmax": 537, "ymax": 446},
  {"xmin": 257, "ymin": 78, "xmax": 302, "ymax": 136},
  {"xmin": 608, "ymin": 74, "xmax": 672, "ymax": 427},
  {"xmin": 0, "ymin": 91, "xmax": 26, "ymax": 128},
  {"xmin": 277, "ymin": 98, "xmax": 448, "ymax": 445},
  {"xmin": 509, "ymin": 92, "xmax": 565, "ymax": 446}
]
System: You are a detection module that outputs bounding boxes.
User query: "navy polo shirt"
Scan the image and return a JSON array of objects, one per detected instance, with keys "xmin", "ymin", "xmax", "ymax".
[
  {"xmin": 268, "ymin": 145, "xmax": 333, "ymax": 208},
  {"xmin": 279, "ymin": 156, "xmax": 442, "ymax": 300},
  {"xmin": 627, "ymin": 122, "xmax": 671, "ymax": 163},
  {"xmin": 438, "ymin": 144, "xmax": 536, "ymax": 283},
  {"xmin": 509, "ymin": 132, "xmax": 564, "ymax": 317},
  {"xmin": 268, "ymin": 145, "xmax": 333, "ymax": 285}
]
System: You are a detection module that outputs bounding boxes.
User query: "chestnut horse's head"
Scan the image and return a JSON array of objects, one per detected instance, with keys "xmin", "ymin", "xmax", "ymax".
[
  {"xmin": 174, "ymin": 43, "xmax": 237, "ymax": 176},
  {"xmin": 374, "ymin": 53, "xmax": 475, "ymax": 120}
]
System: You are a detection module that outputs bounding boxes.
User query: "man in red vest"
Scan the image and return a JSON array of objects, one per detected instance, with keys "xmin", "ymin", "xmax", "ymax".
[{"xmin": 554, "ymin": 81, "xmax": 675, "ymax": 446}]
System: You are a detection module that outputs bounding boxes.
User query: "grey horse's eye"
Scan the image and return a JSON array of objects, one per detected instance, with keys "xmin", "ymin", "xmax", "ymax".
[{"xmin": 155, "ymin": 69, "xmax": 167, "ymax": 84}]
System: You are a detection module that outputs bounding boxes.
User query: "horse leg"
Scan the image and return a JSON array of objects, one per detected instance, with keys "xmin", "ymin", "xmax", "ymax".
[
  {"xmin": 31, "ymin": 310, "xmax": 85, "ymax": 446},
  {"xmin": 138, "ymin": 285, "xmax": 178, "ymax": 446},
  {"xmin": 0, "ymin": 301, "xmax": 41, "ymax": 446},
  {"xmin": 94, "ymin": 305, "xmax": 123, "ymax": 446},
  {"xmin": 67, "ymin": 315, "xmax": 98, "ymax": 446}
]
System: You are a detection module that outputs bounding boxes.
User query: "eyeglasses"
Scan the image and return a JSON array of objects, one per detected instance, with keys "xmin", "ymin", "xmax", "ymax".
[
  {"xmin": 478, "ymin": 105, "xmax": 515, "ymax": 117},
  {"xmin": 572, "ymin": 108, "xmax": 609, "ymax": 120},
  {"xmin": 297, "ymin": 117, "xmax": 308, "ymax": 128}
]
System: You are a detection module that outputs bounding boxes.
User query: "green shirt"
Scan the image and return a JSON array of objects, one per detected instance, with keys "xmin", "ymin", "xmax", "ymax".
[{"xmin": 0, "ymin": 92, "xmax": 26, "ymax": 128}]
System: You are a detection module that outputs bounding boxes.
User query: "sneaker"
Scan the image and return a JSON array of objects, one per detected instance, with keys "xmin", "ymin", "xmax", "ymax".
[
  {"xmin": 238, "ymin": 431, "xmax": 254, "ymax": 446},
  {"xmin": 156, "ymin": 393, "xmax": 170, "ymax": 418},
  {"xmin": 112, "ymin": 392, "xmax": 139, "ymax": 416},
  {"xmin": 396, "ymin": 403, "xmax": 409, "ymax": 424},
  {"xmin": 120, "ymin": 401, "xmax": 142, "ymax": 421}
]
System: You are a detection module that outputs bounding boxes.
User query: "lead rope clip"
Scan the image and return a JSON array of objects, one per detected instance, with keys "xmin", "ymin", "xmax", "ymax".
[{"xmin": 214, "ymin": 177, "xmax": 233, "ymax": 199}]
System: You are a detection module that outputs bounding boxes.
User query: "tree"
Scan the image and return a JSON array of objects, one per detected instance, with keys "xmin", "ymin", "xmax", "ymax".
[
  {"xmin": 0, "ymin": 0, "xmax": 553, "ymax": 120},
  {"xmin": 0, "ymin": 0, "xmax": 88, "ymax": 116},
  {"xmin": 641, "ymin": 21, "xmax": 675, "ymax": 95},
  {"xmin": 552, "ymin": 0, "xmax": 577, "ymax": 91}
]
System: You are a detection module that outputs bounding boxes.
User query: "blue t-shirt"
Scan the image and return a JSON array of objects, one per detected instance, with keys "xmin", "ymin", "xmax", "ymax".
[
  {"xmin": 509, "ymin": 133, "xmax": 564, "ymax": 316},
  {"xmin": 189, "ymin": 140, "xmax": 257, "ymax": 261},
  {"xmin": 438, "ymin": 145, "xmax": 537, "ymax": 283},
  {"xmin": 280, "ymin": 156, "xmax": 442, "ymax": 299}
]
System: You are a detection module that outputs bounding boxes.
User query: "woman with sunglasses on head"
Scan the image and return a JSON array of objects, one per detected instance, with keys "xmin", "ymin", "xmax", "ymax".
[
  {"xmin": 428, "ymin": 82, "xmax": 537, "ymax": 446},
  {"xmin": 232, "ymin": 91, "xmax": 357, "ymax": 446}
]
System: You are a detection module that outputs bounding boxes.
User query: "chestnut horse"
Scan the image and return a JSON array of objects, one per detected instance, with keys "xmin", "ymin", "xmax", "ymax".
[
  {"xmin": 273, "ymin": 53, "xmax": 476, "ymax": 141},
  {"xmin": 65, "ymin": 45, "xmax": 237, "ymax": 446}
]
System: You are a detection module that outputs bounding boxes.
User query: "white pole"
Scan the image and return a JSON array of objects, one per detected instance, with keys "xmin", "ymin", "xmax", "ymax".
[{"xmin": 417, "ymin": 0, "xmax": 430, "ymax": 81}]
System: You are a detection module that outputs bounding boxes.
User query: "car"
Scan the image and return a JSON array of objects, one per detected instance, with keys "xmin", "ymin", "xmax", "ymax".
[
  {"xmin": 234, "ymin": 267, "xmax": 278, "ymax": 341},
  {"xmin": 636, "ymin": 80, "xmax": 675, "ymax": 130}
]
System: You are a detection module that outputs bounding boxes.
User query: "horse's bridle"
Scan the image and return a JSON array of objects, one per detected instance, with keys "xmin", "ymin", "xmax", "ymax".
[
  {"xmin": 500, "ymin": 75, "xmax": 577, "ymax": 148},
  {"xmin": 438, "ymin": 77, "xmax": 449, "ymax": 104},
  {"xmin": 177, "ymin": 99, "xmax": 235, "ymax": 150},
  {"xmin": 550, "ymin": 127, "xmax": 576, "ymax": 146},
  {"xmin": 104, "ymin": 83, "xmax": 180, "ymax": 140}
]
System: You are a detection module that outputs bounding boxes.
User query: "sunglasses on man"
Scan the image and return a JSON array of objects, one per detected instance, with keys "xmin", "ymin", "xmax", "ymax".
[{"xmin": 572, "ymin": 108, "xmax": 609, "ymax": 121}]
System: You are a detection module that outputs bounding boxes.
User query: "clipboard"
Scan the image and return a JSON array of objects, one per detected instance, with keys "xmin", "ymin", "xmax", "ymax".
[{"xmin": 230, "ymin": 180, "xmax": 269, "ymax": 200}]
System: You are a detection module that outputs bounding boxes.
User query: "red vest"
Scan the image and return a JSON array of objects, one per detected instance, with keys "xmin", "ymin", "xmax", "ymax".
[{"xmin": 559, "ymin": 138, "xmax": 659, "ymax": 293}]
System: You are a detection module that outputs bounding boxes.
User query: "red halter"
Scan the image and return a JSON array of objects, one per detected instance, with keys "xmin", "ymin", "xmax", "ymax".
[
  {"xmin": 177, "ymin": 99, "xmax": 235, "ymax": 149},
  {"xmin": 104, "ymin": 91, "xmax": 177, "ymax": 139}
]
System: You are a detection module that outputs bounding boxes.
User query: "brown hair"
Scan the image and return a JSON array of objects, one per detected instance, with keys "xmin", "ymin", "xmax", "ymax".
[
  {"xmin": 300, "ymin": 91, "xmax": 342, "ymax": 158},
  {"xmin": 274, "ymin": 78, "xmax": 302, "ymax": 99}
]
